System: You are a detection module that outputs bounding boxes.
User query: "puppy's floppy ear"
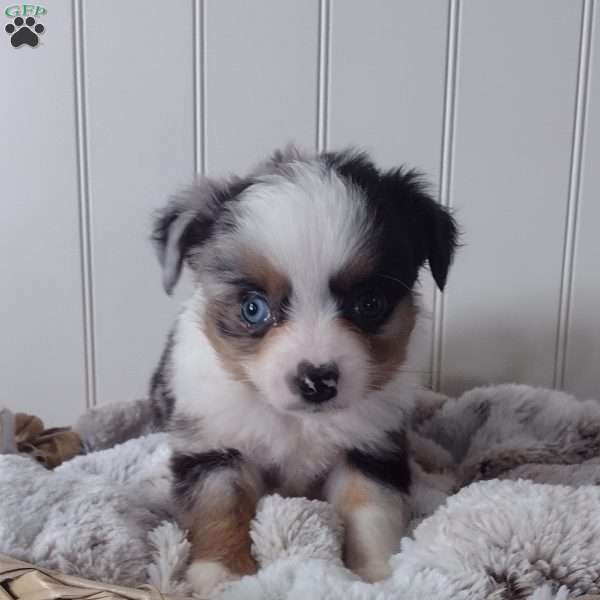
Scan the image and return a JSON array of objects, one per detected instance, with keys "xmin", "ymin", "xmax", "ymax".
[
  {"xmin": 413, "ymin": 187, "xmax": 458, "ymax": 291},
  {"xmin": 379, "ymin": 168, "xmax": 458, "ymax": 291},
  {"xmin": 152, "ymin": 205, "xmax": 201, "ymax": 295},
  {"xmin": 151, "ymin": 177, "xmax": 249, "ymax": 294}
]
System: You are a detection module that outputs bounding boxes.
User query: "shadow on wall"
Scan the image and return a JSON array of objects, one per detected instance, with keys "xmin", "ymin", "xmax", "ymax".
[{"xmin": 439, "ymin": 314, "xmax": 600, "ymax": 399}]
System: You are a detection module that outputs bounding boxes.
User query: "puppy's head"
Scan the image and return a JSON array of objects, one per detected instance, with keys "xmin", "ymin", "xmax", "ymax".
[{"xmin": 153, "ymin": 148, "xmax": 457, "ymax": 413}]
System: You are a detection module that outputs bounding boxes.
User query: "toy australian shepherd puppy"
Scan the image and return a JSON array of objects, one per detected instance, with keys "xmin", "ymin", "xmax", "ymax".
[{"xmin": 149, "ymin": 147, "xmax": 457, "ymax": 595}]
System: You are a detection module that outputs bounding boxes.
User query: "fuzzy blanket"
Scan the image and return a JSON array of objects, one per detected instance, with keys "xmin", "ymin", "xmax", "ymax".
[{"xmin": 3, "ymin": 384, "xmax": 600, "ymax": 600}]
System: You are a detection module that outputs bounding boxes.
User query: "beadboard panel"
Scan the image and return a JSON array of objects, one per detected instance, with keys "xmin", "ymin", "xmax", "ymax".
[
  {"xmin": 204, "ymin": 0, "xmax": 319, "ymax": 174},
  {"xmin": 565, "ymin": 0, "xmax": 600, "ymax": 397},
  {"xmin": 440, "ymin": 0, "xmax": 583, "ymax": 395},
  {"xmin": 1, "ymin": 0, "xmax": 86, "ymax": 424},
  {"xmin": 82, "ymin": 0, "xmax": 195, "ymax": 405},
  {"xmin": 3, "ymin": 0, "xmax": 599, "ymax": 425}
]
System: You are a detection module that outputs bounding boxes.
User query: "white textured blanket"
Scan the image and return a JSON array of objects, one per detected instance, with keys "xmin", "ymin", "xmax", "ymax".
[{"xmin": 2, "ymin": 384, "xmax": 600, "ymax": 600}]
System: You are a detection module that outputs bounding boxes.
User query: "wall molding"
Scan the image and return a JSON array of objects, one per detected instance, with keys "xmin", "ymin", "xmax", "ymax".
[
  {"xmin": 72, "ymin": 0, "xmax": 97, "ymax": 408},
  {"xmin": 316, "ymin": 0, "xmax": 331, "ymax": 153},
  {"xmin": 554, "ymin": 0, "xmax": 595, "ymax": 388},
  {"xmin": 432, "ymin": 0, "xmax": 461, "ymax": 391}
]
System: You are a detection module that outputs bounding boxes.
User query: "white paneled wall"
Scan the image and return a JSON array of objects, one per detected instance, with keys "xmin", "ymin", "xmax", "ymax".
[
  {"xmin": 82, "ymin": 0, "xmax": 195, "ymax": 406},
  {"xmin": 2, "ymin": 0, "xmax": 598, "ymax": 425},
  {"xmin": 205, "ymin": 0, "xmax": 319, "ymax": 173},
  {"xmin": 441, "ymin": 0, "xmax": 583, "ymax": 394},
  {"xmin": 565, "ymin": 0, "xmax": 600, "ymax": 397},
  {"xmin": 1, "ymin": 2, "xmax": 85, "ymax": 423}
]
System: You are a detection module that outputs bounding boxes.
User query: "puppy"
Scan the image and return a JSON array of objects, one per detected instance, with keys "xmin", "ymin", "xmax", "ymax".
[{"xmin": 149, "ymin": 147, "xmax": 457, "ymax": 595}]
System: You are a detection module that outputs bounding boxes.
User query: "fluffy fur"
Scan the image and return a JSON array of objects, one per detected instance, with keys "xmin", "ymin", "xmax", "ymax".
[
  {"xmin": 5, "ymin": 384, "xmax": 600, "ymax": 599},
  {"xmin": 149, "ymin": 147, "xmax": 457, "ymax": 595}
]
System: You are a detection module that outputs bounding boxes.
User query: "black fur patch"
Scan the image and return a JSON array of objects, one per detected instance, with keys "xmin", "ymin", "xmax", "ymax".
[
  {"xmin": 333, "ymin": 275, "xmax": 410, "ymax": 335},
  {"xmin": 262, "ymin": 465, "xmax": 281, "ymax": 492},
  {"xmin": 347, "ymin": 430, "xmax": 411, "ymax": 493},
  {"xmin": 322, "ymin": 149, "xmax": 458, "ymax": 291},
  {"xmin": 171, "ymin": 449, "xmax": 242, "ymax": 505}
]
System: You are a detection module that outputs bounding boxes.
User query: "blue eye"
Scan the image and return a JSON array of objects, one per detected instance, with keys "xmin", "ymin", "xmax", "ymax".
[{"xmin": 240, "ymin": 293, "xmax": 271, "ymax": 326}]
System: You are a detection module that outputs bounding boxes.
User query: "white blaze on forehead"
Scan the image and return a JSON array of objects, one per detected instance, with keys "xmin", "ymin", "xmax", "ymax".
[{"xmin": 232, "ymin": 163, "xmax": 372, "ymax": 305}]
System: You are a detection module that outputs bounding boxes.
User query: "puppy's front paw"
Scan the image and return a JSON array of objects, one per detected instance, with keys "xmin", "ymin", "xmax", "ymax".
[
  {"xmin": 186, "ymin": 560, "xmax": 238, "ymax": 597},
  {"xmin": 354, "ymin": 561, "xmax": 392, "ymax": 583}
]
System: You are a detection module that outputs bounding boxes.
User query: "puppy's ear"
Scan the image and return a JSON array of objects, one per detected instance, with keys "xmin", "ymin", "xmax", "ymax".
[
  {"xmin": 379, "ymin": 168, "xmax": 458, "ymax": 291},
  {"xmin": 151, "ymin": 177, "xmax": 249, "ymax": 294},
  {"xmin": 152, "ymin": 204, "xmax": 202, "ymax": 295},
  {"xmin": 418, "ymin": 193, "xmax": 458, "ymax": 291}
]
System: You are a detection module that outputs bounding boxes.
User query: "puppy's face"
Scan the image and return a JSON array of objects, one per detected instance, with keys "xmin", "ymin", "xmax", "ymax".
[{"xmin": 153, "ymin": 149, "xmax": 457, "ymax": 413}]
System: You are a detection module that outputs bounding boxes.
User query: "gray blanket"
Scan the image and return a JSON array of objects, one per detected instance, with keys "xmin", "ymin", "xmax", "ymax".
[{"xmin": 2, "ymin": 383, "xmax": 600, "ymax": 599}]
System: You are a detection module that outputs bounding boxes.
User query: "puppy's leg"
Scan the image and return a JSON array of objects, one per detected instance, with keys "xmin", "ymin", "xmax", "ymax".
[
  {"xmin": 325, "ymin": 434, "xmax": 411, "ymax": 582},
  {"xmin": 171, "ymin": 449, "xmax": 262, "ymax": 596}
]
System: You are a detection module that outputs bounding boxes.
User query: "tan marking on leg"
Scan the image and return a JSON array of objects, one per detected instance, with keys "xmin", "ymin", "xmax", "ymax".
[
  {"xmin": 188, "ymin": 481, "xmax": 258, "ymax": 576},
  {"xmin": 335, "ymin": 468, "xmax": 372, "ymax": 513},
  {"xmin": 332, "ymin": 468, "xmax": 378, "ymax": 571},
  {"xmin": 327, "ymin": 464, "xmax": 409, "ymax": 582}
]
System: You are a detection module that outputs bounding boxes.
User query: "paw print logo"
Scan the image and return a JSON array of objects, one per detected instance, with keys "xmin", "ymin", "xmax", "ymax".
[{"xmin": 5, "ymin": 16, "xmax": 45, "ymax": 47}]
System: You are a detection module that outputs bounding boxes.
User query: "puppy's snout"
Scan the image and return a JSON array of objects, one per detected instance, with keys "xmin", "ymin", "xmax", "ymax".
[{"xmin": 290, "ymin": 360, "xmax": 339, "ymax": 404}]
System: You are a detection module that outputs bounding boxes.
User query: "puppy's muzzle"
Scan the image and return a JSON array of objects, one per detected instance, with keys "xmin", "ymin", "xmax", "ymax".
[{"xmin": 289, "ymin": 361, "xmax": 339, "ymax": 404}]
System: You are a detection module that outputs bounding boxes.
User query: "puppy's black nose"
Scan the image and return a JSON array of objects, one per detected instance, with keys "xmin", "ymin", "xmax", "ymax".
[{"xmin": 292, "ymin": 361, "xmax": 339, "ymax": 404}]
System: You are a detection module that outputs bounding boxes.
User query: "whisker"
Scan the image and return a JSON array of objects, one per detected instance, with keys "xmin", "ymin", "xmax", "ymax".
[{"xmin": 376, "ymin": 273, "xmax": 413, "ymax": 292}]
